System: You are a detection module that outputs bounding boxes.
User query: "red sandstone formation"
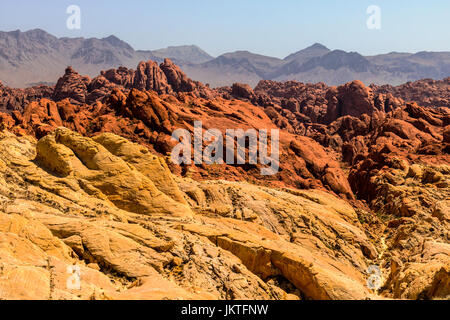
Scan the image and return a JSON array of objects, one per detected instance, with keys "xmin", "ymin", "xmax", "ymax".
[
  {"xmin": 1, "ymin": 61, "xmax": 448, "ymax": 201},
  {"xmin": 0, "ymin": 59, "xmax": 449, "ymax": 300},
  {"xmin": 373, "ymin": 77, "xmax": 450, "ymax": 109},
  {"xmin": 0, "ymin": 80, "xmax": 53, "ymax": 112},
  {"xmin": 0, "ymin": 83, "xmax": 354, "ymax": 200},
  {"xmin": 1, "ymin": 59, "xmax": 215, "ymax": 112}
]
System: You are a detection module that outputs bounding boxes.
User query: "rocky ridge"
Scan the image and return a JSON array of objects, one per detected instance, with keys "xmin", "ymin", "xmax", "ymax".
[{"xmin": 0, "ymin": 59, "xmax": 448, "ymax": 300}]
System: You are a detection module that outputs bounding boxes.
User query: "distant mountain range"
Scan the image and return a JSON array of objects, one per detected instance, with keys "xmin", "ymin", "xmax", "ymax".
[{"xmin": 1, "ymin": 29, "xmax": 450, "ymax": 88}]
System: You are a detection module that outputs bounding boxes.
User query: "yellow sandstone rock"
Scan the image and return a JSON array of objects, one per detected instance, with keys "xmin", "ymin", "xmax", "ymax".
[{"xmin": 0, "ymin": 128, "xmax": 447, "ymax": 300}]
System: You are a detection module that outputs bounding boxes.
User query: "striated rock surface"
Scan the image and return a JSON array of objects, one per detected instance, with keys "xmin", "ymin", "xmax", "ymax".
[
  {"xmin": 35, "ymin": 127, "xmax": 192, "ymax": 217},
  {"xmin": 0, "ymin": 128, "xmax": 381, "ymax": 300},
  {"xmin": 0, "ymin": 59, "xmax": 449, "ymax": 300},
  {"xmin": 53, "ymin": 67, "xmax": 91, "ymax": 105},
  {"xmin": 0, "ymin": 125, "xmax": 447, "ymax": 300}
]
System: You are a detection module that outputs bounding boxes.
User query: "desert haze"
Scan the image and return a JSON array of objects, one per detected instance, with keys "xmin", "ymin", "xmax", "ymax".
[{"xmin": 2, "ymin": 29, "xmax": 450, "ymax": 88}]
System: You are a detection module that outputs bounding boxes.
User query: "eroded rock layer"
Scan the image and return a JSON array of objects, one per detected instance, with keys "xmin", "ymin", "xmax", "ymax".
[
  {"xmin": 0, "ymin": 128, "xmax": 379, "ymax": 300},
  {"xmin": 0, "ymin": 60, "xmax": 448, "ymax": 300}
]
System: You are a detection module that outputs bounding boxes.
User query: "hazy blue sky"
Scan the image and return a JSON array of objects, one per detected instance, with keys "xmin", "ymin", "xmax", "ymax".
[{"xmin": 0, "ymin": 0, "xmax": 449, "ymax": 58}]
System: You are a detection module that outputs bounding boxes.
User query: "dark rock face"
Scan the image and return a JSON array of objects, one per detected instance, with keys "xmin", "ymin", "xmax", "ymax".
[
  {"xmin": 160, "ymin": 58, "xmax": 197, "ymax": 92},
  {"xmin": 53, "ymin": 67, "xmax": 91, "ymax": 104},
  {"xmin": 252, "ymin": 80, "xmax": 329, "ymax": 125},
  {"xmin": 101, "ymin": 66, "xmax": 135, "ymax": 88},
  {"xmin": 133, "ymin": 60, "xmax": 172, "ymax": 94},
  {"xmin": 324, "ymin": 80, "xmax": 377, "ymax": 123},
  {"xmin": 231, "ymin": 83, "xmax": 255, "ymax": 99}
]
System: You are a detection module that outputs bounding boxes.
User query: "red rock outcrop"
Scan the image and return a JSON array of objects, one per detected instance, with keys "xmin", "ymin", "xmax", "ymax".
[
  {"xmin": 0, "ymin": 86, "xmax": 355, "ymax": 201},
  {"xmin": 373, "ymin": 77, "xmax": 450, "ymax": 109},
  {"xmin": 0, "ymin": 81, "xmax": 53, "ymax": 112},
  {"xmin": 133, "ymin": 60, "xmax": 173, "ymax": 94},
  {"xmin": 231, "ymin": 82, "xmax": 255, "ymax": 100},
  {"xmin": 0, "ymin": 60, "xmax": 449, "ymax": 300},
  {"xmin": 347, "ymin": 103, "xmax": 449, "ymax": 201},
  {"xmin": 1, "ymin": 59, "xmax": 215, "ymax": 112},
  {"xmin": 249, "ymin": 79, "xmax": 404, "ymax": 137},
  {"xmin": 253, "ymin": 80, "xmax": 329, "ymax": 123},
  {"xmin": 52, "ymin": 66, "xmax": 91, "ymax": 105},
  {"xmin": 323, "ymin": 80, "xmax": 377, "ymax": 123}
]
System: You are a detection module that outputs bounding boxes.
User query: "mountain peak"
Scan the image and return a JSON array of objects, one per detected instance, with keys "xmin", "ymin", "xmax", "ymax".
[
  {"xmin": 102, "ymin": 35, "xmax": 134, "ymax": 51},
  {"xmin": 2, "ymin": 28, "xmax": 56, "ymax": 41},
  {"xmin": 306, "ymin": 43, "xmax": 329, "ymax": 51},
  {"xmin": 24, "ymin": 28, "xmax": 49, "ymax": 35},
  {"xmin": 103, "ymin": 35, "xmax": 121, "ymax": 42},
  {"xmin": 283, "ymin": 43, "xmax": 331, "ymax": 62},
  {"xmin": 151, "ymin": 45, "xmax": 214, "ymax": 64}
]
